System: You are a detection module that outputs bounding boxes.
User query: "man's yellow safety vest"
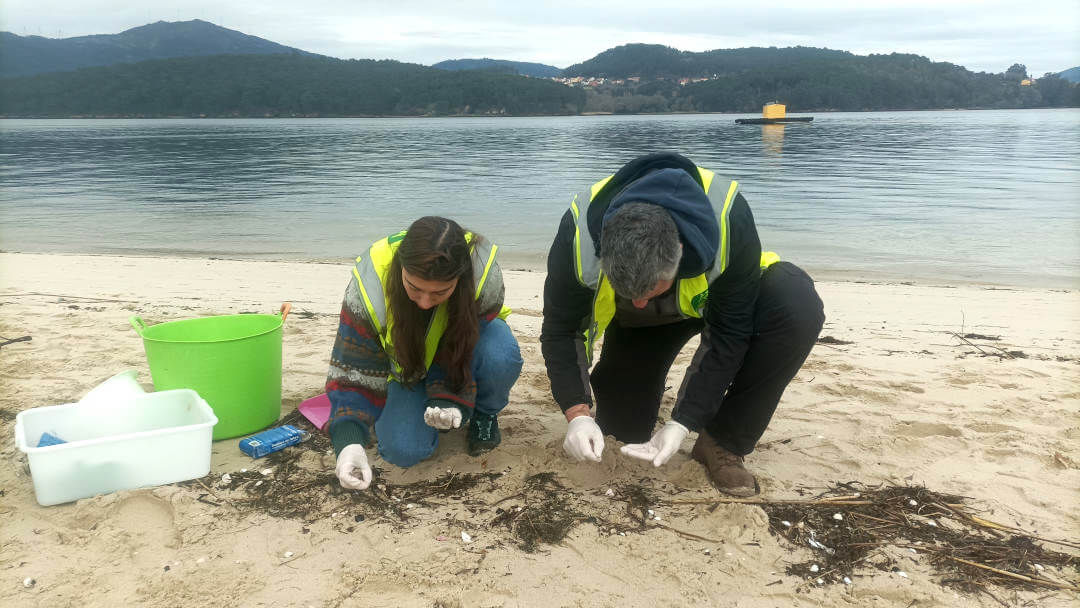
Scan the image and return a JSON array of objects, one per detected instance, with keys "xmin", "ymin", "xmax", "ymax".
[
  {"xmin": 569, "ymin": 168, "xmax": 779, "ymax": 361},
  {"xmin": 351, "ymin": 230, "xmax": 510, "ymax": 379}
]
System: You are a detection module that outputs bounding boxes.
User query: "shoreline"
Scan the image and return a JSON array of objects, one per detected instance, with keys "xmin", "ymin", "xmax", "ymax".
[
  {"xmin": 3, "ymin": 107, "xmax": 1076, "ymax": 120},
  {"xmin": 3, "ymin": 248, "xmax": 1075, "ymax": 292}
]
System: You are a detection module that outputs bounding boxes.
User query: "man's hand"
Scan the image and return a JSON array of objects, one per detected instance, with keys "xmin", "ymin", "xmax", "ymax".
[
  {"xmin": 563, "ymin": 411, "xmax": 605, "ymax": 462},
  {"xmin": 423, "ymin": 405, "xmax": 462, "ymax": 430},
  {"xmin": 335, "ymin": 444, "xmax": 373, "ymax": 490},
  {"xmin": 620, "ymin": 421, "xmax": 690, "ymax": 467}
]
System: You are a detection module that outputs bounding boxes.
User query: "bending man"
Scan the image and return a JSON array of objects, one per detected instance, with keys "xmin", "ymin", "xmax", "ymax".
[{"xmin": 541, "ymin": 153, "xmax": 824, "ymax": 496}]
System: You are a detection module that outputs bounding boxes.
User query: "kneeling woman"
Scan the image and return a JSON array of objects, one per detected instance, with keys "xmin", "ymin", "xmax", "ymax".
[{"xmin": 327, "ymin": 216, "xmax": 523, "ymax": 490}]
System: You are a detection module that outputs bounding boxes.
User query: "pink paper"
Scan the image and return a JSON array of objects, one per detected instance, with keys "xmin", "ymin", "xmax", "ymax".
[{"xmin": 298, "ymin": 393, "xmax": 331, "ymax": 432}]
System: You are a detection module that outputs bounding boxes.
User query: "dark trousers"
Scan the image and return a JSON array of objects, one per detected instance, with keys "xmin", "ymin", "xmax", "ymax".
[{"xmin": 591, "ymin": 262, "xmax": 824, "ymax": 455}]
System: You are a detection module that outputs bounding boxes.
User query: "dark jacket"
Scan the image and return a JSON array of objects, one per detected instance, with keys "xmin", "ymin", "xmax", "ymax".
[{"xmin": 539, "ymin": 153, "xmax": 763, "ymax": 431}]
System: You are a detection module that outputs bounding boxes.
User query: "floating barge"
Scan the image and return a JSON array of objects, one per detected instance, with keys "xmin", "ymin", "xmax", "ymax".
[{"xmin": 735, "ymin": 102, "xmax": 813, "ymax": 124}]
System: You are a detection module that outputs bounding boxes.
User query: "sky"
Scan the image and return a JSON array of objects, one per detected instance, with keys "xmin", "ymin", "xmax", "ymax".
[{"xmin": 2, "ymin": 1, "xmax": 1078, "ymax": 76}]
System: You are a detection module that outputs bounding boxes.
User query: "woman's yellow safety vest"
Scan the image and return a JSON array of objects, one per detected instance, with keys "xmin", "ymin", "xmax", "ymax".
[
  {"xmin": 569, "ymin": 168, "xmax": 779, "ymax": 362},
  {"xmin": 350, "ymin": 230, "xmax": 510, "ymax": 379}
]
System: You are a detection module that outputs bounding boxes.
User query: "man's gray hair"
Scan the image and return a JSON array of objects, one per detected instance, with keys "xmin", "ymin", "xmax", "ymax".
[{"xmin": 599, "ymin": 202, "xmax": 681, "ymax": 299}]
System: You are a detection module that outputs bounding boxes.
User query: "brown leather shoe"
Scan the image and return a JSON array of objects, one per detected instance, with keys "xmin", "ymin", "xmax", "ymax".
[{"xmin": 691, "ymin": 433, "xmax": 759, "ymax": 497}]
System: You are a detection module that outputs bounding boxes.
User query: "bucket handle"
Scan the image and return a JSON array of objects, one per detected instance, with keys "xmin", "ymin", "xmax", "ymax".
[
  {"xmin": 279, "ymin": 302, "xmax": 291, "ymax": 324},
  {"xmin": 129, "ymin": 316, "xmax": 147, "ymax": 336},
  {"xmin": 14, "ymin": 416, "xmax": 27, "ymax": 452}
]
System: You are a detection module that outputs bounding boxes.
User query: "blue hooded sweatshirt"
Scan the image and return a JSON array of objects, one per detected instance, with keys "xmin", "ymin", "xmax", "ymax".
[{"xmin": 603, "ymin": 167, "xmax": 720, "ymax": 279}]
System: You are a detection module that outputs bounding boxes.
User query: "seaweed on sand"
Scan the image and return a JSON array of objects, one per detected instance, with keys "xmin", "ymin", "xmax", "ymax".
[
  {"xmin": 752, "ymin": 483, "xmax": 1079, "ymax": 595},
  {"xmin": 489, "ymin": 472, "xmax": 586, "ymax": 552}
]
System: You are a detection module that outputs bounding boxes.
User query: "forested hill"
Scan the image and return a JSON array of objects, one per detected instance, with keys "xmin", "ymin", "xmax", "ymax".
[
  {"xmin": 0, "ymin": 20, "xmax": 314, "ymax": 79},
  {"xmin": 432, "ymin": 58, "xmax": 562, "ymax": 78},
  {"xmin": 1, "ymin": 29, "xmax": 1076, "ymax": 117},
  {"xmin": 565, "ymin": 44, "xmax": 867, "ymax": 79},
  {"xmin": 0, "ymin": 53, "xmax": 586, "ymax": 118},
  {"xmin": 565, "ymin": 44, "xmax": 1079, "ymax": 112}
]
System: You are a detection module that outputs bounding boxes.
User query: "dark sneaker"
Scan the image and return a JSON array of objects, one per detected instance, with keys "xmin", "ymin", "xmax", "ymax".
[
  {"xmin": 467, "ymin": 411, "xmax": 501, "ymax": 456},
  {"xmin": 691, "ymin": 432, "xmax": 759, "ymax": 497}
]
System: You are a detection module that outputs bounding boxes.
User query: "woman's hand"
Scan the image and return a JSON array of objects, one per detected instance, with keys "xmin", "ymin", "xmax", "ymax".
[
  {"xmin": 335, "ymin": 444, "xmax": 373, "ymax": 490},
  {"xmin": 423, "ymin": 405, "xmax": 463, "ymax": 430}
]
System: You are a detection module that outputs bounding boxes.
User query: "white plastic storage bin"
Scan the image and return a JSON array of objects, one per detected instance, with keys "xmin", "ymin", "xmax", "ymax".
[{"xmin": 14, "ymin": 389, "xmax": 218, "ymax": 506}]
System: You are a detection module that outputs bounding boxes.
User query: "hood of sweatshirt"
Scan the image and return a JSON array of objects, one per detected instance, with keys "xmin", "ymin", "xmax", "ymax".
[{"xmin": 602, "ymin": 167, "xmax": 719, "ymax": 278}]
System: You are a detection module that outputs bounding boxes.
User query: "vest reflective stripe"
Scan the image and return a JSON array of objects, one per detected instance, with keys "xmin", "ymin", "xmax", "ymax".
[
  {"xmin": 568, "ymin": 167, "xmax": 779, "ymax": 362},
  {"xmin": 569, "ymin": 194, "xmax": 593, "ymax": 289},
  {"xmin": 590, "ymin": 175, "xmax": 614, "ymax": 200},
  {"xmin": 476, "ymin": 243, "xmax": 499, "ymax": 298},
  {"xmin": 351, "ymin": 230, "xmax": 501, "ymax": 378},
  {"xmin": 718, "ymin": 179, "xmax": 739, "ymax": 274}
]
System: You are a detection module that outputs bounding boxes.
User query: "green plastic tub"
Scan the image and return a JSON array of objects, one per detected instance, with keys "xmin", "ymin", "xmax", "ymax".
[{"xmin": 130, "ymin": 304, "xmax": 290, "ymax": 440}]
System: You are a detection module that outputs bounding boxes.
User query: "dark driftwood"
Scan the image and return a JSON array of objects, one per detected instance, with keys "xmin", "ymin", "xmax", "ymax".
[{"xmin": 0, "ymin": 335, "xmax": 31, "ymax": 349}]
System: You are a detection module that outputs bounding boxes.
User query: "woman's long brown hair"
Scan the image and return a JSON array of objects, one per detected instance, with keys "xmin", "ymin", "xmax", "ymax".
[{"xmin": 386, "ymin": 216, "xmax": 479, "ymax": 390}]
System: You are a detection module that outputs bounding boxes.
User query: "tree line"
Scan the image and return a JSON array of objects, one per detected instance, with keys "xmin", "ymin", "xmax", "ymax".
[
  {"xmin": 570, "ymin": 45, "xmax": 1079, "ymax": 113},
  {"xmin": 1, "ymin": 46, "xmax": 1075, "ymax": 118},
  {"xmin": 0, "ymin": 53, "xmax": 586, "ymax": 118}
]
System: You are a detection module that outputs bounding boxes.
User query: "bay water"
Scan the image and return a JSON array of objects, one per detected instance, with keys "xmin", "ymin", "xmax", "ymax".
[{"xmin": 1, "ymin": 109, "xmax": 1077, "ymax": 288}]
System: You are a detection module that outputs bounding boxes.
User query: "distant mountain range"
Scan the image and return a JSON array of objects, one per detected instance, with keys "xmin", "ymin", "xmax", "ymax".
[
  {"xmin": 0, "ymin": 54, "xmax": 585, "ymax": 118},
  {"xmin": 431, "ymin": 58, "xmax": 561, "ymax": 78},
  {"xmin": 1, "ymin": 20, "xmax": 1076, "ymax": 117},
  {"xmin": 567, "ymin": 43, "xmax": 1080, "ymax": 83},
  {"xmin": 3, "ymin": 19, "xmax": 1077, "ymax": 85},
  {"xmin": 0, "ymin": 19, "xmax": 313, "ymax": 78}
]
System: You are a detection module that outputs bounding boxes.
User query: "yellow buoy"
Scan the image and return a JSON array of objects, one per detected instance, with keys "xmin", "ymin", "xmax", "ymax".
[{"xmin": 762, "ymin": 102, "xmax": 786, "ymax": 119}]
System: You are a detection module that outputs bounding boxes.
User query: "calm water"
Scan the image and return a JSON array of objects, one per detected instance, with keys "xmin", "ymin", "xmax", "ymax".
[{"xmin": 1, "ymin": 110, "xmax": 1078, "ymax": 287}]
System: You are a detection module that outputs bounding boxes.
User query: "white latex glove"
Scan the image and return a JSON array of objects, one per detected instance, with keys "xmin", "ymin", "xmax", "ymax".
[
  {"xmin": 620, "ymin": 421, "xmax": 690, "ymax": 467},
  {"xmin": 563, "ymin": 415, "xmax": 605, "ymax": 462},
  {"xmin": 335, "ymin": 444, "xmax": 373, "ymax": 490},
  {"xmin": 423, "ymin": 406, "xmax": 462, "ymax": 430}
]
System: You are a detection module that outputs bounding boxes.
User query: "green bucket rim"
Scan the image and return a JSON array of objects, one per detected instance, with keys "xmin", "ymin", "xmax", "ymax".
[{"xmin": 130, "ymin": 304, "xmax": 290, "ymax": 345}]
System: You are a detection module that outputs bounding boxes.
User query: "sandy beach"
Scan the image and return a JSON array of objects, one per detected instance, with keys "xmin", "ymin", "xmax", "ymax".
[{"xmin": 1, "ymin": 251, "xmax": 1077, "ymax": 607}]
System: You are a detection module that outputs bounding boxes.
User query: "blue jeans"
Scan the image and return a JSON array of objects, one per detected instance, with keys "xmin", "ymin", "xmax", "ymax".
[{"xmin": 374, "ymin": 319, "xmax": 522, "ymax": 467}]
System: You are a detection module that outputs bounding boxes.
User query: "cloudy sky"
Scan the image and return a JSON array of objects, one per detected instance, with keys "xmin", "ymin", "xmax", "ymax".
[{"xmin": 3, "ymin": 1, "xmax": 1078, "ymax": 76}]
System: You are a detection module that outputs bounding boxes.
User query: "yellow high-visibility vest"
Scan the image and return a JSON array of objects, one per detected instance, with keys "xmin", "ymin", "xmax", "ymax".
[
  {"xmin": 351, "ymin": 230, "xmax": 510, "ymax": 379},
  {"xmin": 569, "ymin": 168, "xmax": 779, "ymax": 361}
]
